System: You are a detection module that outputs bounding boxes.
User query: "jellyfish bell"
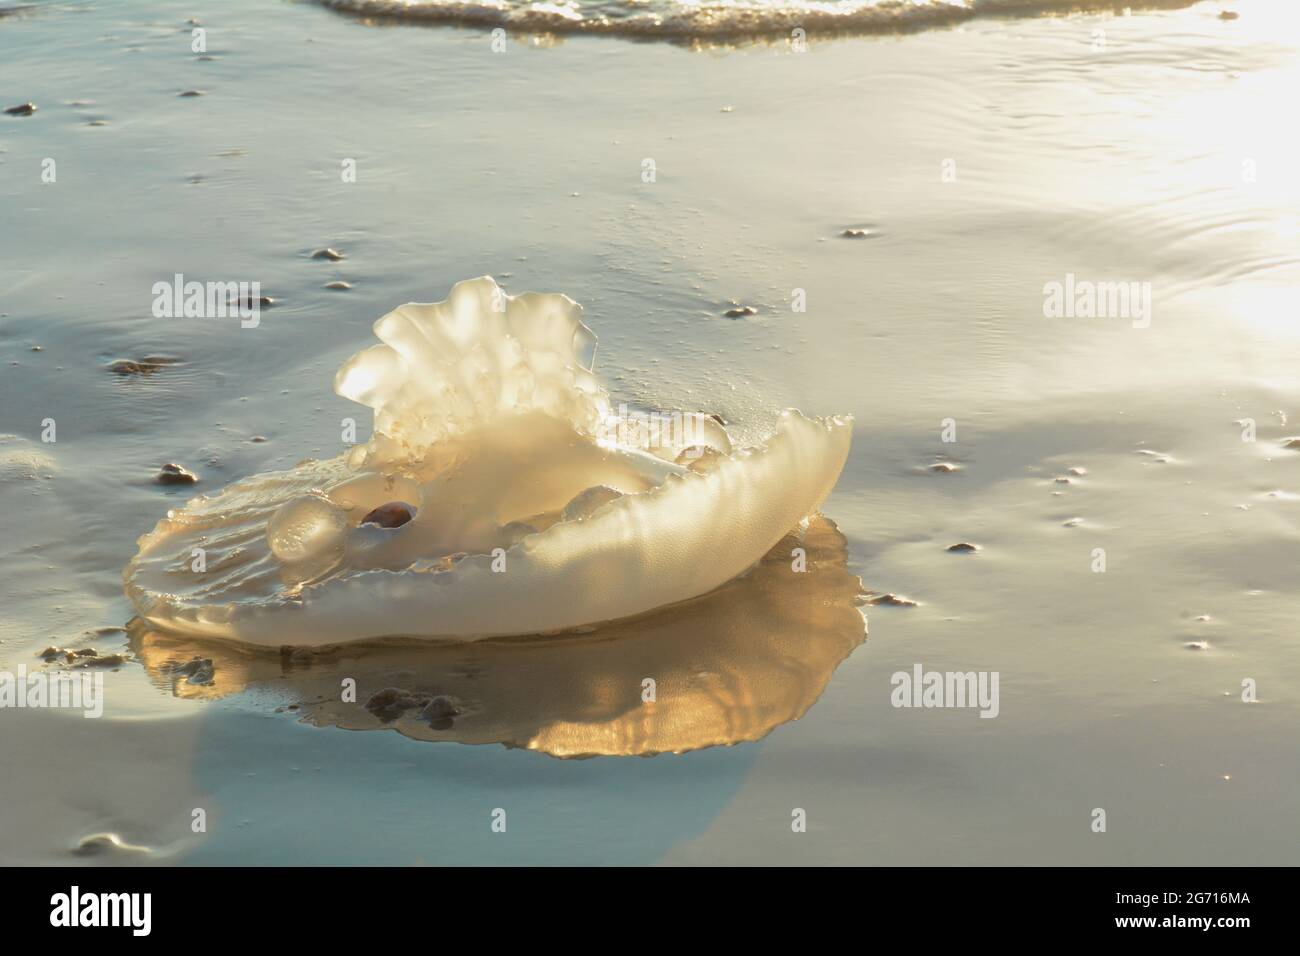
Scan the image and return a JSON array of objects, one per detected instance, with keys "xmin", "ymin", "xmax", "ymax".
[{"xmin": 124, "ymin": 276, "xmax": 852, "ymax": 645}]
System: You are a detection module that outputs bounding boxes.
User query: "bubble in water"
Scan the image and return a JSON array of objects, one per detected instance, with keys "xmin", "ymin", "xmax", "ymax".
[{"xmin": 267, "ymin": 494, "xmax": 347, "ymax": 562}]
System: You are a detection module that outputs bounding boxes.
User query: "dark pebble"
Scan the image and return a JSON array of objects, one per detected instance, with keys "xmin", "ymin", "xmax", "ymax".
[
  {"xmin": 4, "ymin": 102, "xmax": 37, "ymax": 116},
  {"xmin": 365, "ymin": 687, "xmax": 428, "ymax": 722},
  {"xmin": 723, "ymin": 306, "xmax": 757, "ymax": 318},
  {"xmin": 311, "ymin": 248, "xmax": 345, "ymax": 261},
  {"xmin": 74, "ymin": 653, "xmax": 129, "ymax": 668},
  {"xmin": 156, "ymin": 463, "xmax": 199, "ymax": 485},
  {"xmin": 107, "ymin": 356, "xmax": 180, "ymax": 376},
  {"xmin": 421, "ymin": 695, "xmax": 461, "ymax": 722},
  {"xmin": 947, "ymin": 542, "xmax": 980, "ymax": 553},
  {"xmin": 867, "ymin": 593, "xmax": 919, "ymax": 607},
  {"xmin": 361, "ymin": 502, "xmax": 415, "ymax": 528}
]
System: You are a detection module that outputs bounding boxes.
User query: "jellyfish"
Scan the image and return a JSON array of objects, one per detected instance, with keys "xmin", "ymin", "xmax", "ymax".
[{"xmin": 124, "ymin": 276, "xmax": 852, "ymax": 645}]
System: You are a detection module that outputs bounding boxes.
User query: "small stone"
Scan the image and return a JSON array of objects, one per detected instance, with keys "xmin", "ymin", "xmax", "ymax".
[
  {"xmin": 178, "ymin": 89, "xmax": 205, "ymax": 97},
  {"xmin": 4, "ymin": 102, "xmax": 37, "ymax": 116},
  {"xmin": 156, "ymin": 463, "xmax": 199, "ymax": 485},
  {"xmin": 867, "ymin": 593, "xmax": 918, "ymax": 607},
  {"xmin": 311, "ymin": 248, "xmax": 345, "ymax": 261},
  {"xmin": 421, "ymin": 695, "xmax": 461, "ymax": 722},
  {"xmin": 361, "ymin": 501, "xmax": 415, "ymax": 528},
  {"xmin": 107, "ymin": 356, "xmax": 179, "ymax": 376},
  {"xmin": 250, "ymin": 435, "xmax": 268, "ymax": 443},
  {"xmin": 929, "ymin": 462, "xmax": 959, "ymax": 473},
  {"xmin": 947, "ymin": 542, "xmax": 980, "ymax": 554},
  {"xmin": 74, "ymin": 653, "xmax": 129, "ymax": 668},
  {"xmin": 723, "ymin": 305, "xmax": 757, "ymax": 318},
  {"xmin": 324, "ymin": 281, "xmax": 352, "ymax": 290},
  {"xmin": 37, "ymin": 646, "xmax": 67, "ymax": 660},
  {"xmin": 841, "ymin": 228, "xmax": 871, "ymax": 239},
  {"xmin": 1218, "ymin": 10, "xmax": 1238, "ymax": 20},
  {"xmin": 1068, "ymin": 467, "xmax": 1087, "ymax": 476},
  {"xmin": 365, "ymin": 687, "xmax": 427, "ymax": 721}
]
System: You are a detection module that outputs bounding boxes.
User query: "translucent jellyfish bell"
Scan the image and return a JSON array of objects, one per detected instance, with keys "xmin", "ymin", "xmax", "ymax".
[{"xmin": 267, "ymin": 494, "xmax": 348, "ymax": 563}]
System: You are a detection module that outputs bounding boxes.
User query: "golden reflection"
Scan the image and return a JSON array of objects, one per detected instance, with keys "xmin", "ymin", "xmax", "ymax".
[{"xmin": 130, "ymin": 515, "xmax": 867, "ymax": 758}]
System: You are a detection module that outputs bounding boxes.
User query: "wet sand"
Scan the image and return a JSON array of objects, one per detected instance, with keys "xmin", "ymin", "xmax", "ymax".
[{"xmin": 1, "ymin": 0, "xmax": 1298, "ymax": 864}]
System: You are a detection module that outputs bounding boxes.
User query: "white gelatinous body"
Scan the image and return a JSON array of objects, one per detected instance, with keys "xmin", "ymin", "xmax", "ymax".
[
  {"xmin": 124, "ymin": 277, "xmax": 852, "ymax": 645},
  {"xmin": 266, "ymin": 494, "xmax": 348, "ymax": 562}
]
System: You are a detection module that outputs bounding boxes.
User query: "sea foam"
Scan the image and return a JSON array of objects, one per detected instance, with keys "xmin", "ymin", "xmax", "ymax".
[{"xmin": 316, "ymin": 0, "xmax": 1200, "ymax": 43}]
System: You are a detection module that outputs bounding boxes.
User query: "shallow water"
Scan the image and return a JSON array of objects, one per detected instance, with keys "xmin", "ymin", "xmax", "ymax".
[{"xmin": 1, "ymin": 0, "xmax": 1298, "ymax": 864}]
